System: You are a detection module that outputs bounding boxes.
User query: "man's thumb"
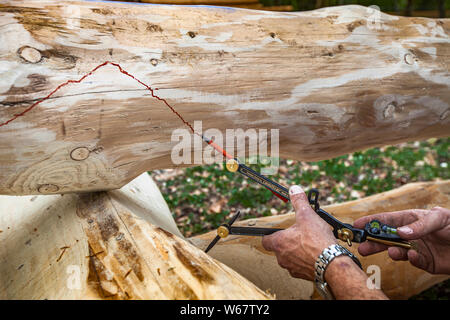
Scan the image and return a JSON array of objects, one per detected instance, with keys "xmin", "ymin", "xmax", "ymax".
[{"xmin": 289, "ymin": 185, "xmax": 314, "ymax": 220}]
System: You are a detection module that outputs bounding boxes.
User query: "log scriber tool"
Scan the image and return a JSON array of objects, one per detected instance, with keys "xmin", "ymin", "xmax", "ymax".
[{"xmin": 204, "ymin": 157, "xmax": 413, "ymax": 253}]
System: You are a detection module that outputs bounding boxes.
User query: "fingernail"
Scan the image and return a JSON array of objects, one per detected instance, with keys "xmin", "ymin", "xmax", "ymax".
[
  {"xmin": 398, "ymin": 226, "xmax": 413, "ymax": 234},
  {"xmin": 289, "ymin": 185, "xmax": 303, "ymax": 195}
]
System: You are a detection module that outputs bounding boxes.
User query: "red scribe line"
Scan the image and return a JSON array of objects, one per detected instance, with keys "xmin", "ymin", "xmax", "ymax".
[
  {"xmin": 0, "ymin": 61, "xmax": 194, "ymax": 133},
  {"xmin": 0, "ymin": 61, "xmax": 236, "ymax": 159},
  {"xmin": 1, "ymin": 61, "xmax": 286, "ymax": 202}
]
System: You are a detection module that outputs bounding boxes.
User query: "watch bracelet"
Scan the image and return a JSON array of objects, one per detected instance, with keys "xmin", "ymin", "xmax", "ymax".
[{"xmin": 314, "ymin": 244, "xmax": 362, "ymax": 299}]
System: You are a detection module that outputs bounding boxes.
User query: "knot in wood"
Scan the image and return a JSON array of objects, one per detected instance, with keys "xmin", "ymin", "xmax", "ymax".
[
  {"xmin": 70, "ymin": 147, "xmax": 90, "ymax": 161},
  {"xmin": 38, "ymin": 184, "xmax": 59, "ymax": 193},
  {"xmin": 383, "ymin": 103, "xmax": 396, "ymax": 118},
  {"xmin": 404, "ymin": 53, "xmax": 416, "ymax": 65},
  {"xmin": 18, "ymin": 46, "xmax": 42, "ymax": 63},
  {"xmin": 150, "ymin": 58, "xmax": 158, "ymax": 66}
]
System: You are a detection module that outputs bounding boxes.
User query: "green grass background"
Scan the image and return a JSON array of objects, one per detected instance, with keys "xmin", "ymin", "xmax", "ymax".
[{"xmin": 263, "ymin": 0, "xmax": 450, "ymax": 15}]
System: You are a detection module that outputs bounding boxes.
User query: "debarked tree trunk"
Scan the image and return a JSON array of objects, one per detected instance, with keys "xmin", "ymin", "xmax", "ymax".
[
  {"xmin": 0, "ymin": 173, "xmax": 271, "ymax": 299},
  {"xmin": 0, "ymin": 1, "xmax": 449, "ymax": 195},
  {"xmin": 1, "ymin": 172, "xmax": 448, "ymax": 299}
]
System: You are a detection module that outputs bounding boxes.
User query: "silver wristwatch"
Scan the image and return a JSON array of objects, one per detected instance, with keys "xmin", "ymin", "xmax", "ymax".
[{"xmin": 314, "ymin": 244, "xmax": 362, "ymax": 300}]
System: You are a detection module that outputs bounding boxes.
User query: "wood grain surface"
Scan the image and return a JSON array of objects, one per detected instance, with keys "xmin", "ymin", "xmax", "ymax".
[
  {"xmin": 0, "ymin": 1, "xmax": 449, "ymax": 195},
  {"xmin": 0, "ymin": 173, "xmax": 271, "ymax": 299}
]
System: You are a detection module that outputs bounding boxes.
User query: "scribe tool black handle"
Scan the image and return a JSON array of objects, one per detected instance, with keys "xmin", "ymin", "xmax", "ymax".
[
  {"xmin": 307, "ymin": 189, "xmax": 365, "ymax": 244},
  {"xmin": 308, "ymin": 188, "xmax": 412, "ymax": 248},
  {"xmin": 226, "ymin": 159, "xmax": 289, "ymax": 201},
  {"xmin": 228, "ymin": 226, "xmax": 284, "ymax": 237},
  {"xmin": 217, "ymin": 163, "xmax": 413, "ymax": 250},
  {"xmin": 205, "ymin": 211, "xmax": 284, "ymax": 252}
]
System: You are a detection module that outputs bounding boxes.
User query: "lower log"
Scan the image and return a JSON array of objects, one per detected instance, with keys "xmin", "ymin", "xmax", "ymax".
[
  {"xmin": 2, "ymin": 174, "xmax": 448, "ymax": 299},
  {"xmin": 190, "ymin": 180, "xmax": 450, "ymax": 299},
  {"xmin": 0, "ymin": 173, "xmax": 270, "ymax": 299}
]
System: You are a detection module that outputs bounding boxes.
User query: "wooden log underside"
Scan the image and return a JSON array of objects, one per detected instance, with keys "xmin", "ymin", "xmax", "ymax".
[{"xmin": 0, "ymin": 1, "xmax": 449, "ymax": 195}]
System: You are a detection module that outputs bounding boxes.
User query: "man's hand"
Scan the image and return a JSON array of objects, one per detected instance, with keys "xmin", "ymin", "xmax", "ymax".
[
  {"xmin": 262, "ymin": 185, "xmax": 388, "ymax": 299},
  {"xmin": 261, "ymin": 185, "xmax": 336, "ymax": 281},
  {"xmin": 354, "ymin": 207, "xmax": 450, "ymax": 275}
]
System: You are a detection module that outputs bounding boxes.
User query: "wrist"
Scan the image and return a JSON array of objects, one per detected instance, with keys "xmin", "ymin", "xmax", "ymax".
[
  {"xmin": 314, "ymin": 244, "xmax": 362, "ymax": 299},
  {"xmin": 324, "ymin": 255, "xmax": 359, "ymax": 284},
  {"xmin": 323, "ymin": 253, "xmax": 388, "ymax": 300}
]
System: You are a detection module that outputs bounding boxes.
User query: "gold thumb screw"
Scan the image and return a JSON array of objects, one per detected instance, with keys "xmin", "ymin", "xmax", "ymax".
[
  {"xmin": 226, "ymin": 159, "xmax": 239, "ymax": 172},
  {"xmin": 217, "ymin": 226, "xmax": 230, "ymax": 238},
  {"xmin": 337, "ymin": 228, "xmax": 354, "ymax": 247}
]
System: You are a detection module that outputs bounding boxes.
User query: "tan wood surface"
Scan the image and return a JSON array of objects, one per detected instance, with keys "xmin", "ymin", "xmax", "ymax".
[{"xmin": 0, "ymin": 173, "xmax": 271, "ymax": 299}]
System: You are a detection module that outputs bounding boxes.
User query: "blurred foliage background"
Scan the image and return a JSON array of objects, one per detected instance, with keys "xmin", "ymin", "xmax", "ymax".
[
  {"xmin": 268, "ymin": 0, "xmax": 449, "ymax": 17},
  {"xmin": 119, "ymin": 0, "xmax": 450, "ymax": 17}
]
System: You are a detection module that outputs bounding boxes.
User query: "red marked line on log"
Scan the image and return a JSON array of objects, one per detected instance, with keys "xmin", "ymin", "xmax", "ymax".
[
  {"xmin": 1, "ymin": 62, "xmax": 274, "ymax": 198},
  {"xmin": 0, "ymin": 61, "xmax": 237, "ymax": 159},
  {"xmin": 0, "ymin": 61, "xmax": 195, "ymax": 133}
]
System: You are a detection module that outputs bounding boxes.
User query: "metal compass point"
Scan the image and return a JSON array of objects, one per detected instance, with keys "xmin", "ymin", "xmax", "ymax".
[
  {"xmin": 204, "ymin": 211, "xmax": 241, "ymax": 253},
  {"xmin": 204, "ymin": 211, "xmax": 283, "ymax": 253}
]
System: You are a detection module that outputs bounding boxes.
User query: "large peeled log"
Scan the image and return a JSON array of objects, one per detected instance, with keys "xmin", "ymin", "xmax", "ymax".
[
  {"xmin": 1, "ymin": 172, "xmax": 448, "ymax": 299},
  {"xmin": 190, "ymin": 180, "xmax": 450, "ymax": 300},
  {"xmin": 0, "ymin": 173, "xmax": 270, "ymax": 299},
  {"xmin": 0, "ymin": 1, "xmax": 449, "ymax": 195}
]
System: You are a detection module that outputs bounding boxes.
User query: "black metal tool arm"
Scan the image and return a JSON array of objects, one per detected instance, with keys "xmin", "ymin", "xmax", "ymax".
[
  {"xmin": 205, "ymin": 211, "xmax": 284, "ymax": 252},
  {"xmin": 215, "ymin": 159, "xmax": 413, "ymax": 250},
  {"xmin": 307, "ymin": 188, "xmax": 365, "ymax": 245},
  {"xmin": 226, "ymin": 159, "xmax": 290, "ymax": 201},
  {"xmin": 307, "ymin": 189, "xmax": 412, "ymax": 248},
  {"xmin": 229, "ymin": 226, "xmax": 284, "ymax": 237},
  {"xmin": 318, "ymin": 208, "xmax": 366, "ymax": 243}
]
